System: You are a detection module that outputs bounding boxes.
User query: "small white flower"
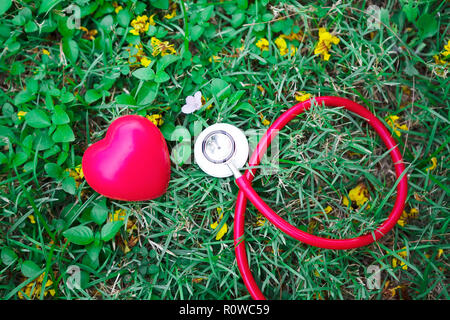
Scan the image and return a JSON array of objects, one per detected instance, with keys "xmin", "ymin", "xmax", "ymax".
[{"xmin": 181, "ymin": 91, "xmax": 202, "ymax": 114}]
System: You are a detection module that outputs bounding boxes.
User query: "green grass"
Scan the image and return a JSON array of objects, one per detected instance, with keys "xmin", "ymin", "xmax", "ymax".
[{"xmin": 0, "ymin": 0, "xmax": 449, "ymax": 300}]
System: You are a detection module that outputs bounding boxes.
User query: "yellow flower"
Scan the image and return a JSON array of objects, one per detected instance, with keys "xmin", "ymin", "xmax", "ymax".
[
  {"xmin": 209, "ymin": 55, "xmax": 221, "ymax": 63},
  {"xmin": 256, "ymin": 85, "xmax": 265, "ymax": 95},
  {"xmin": 130, "ymin": 15, "xmax": 154, "ymax": 35},
  {"xmin": 42, "ymin": 49, "xmax": 50, "ymax": 56},
  {"xmin": 442, "ymin": 40, "xmax": 450, "ymax": 56},
  {"xmin": 210, "ymin": 208, "xmax": 228, "ymax": 240},
  {"xmin": 150, "ymin": 37, "xmax": 176, "ymax": 57},
  {"xmin": 255, "ymin": 213, "xmax": 266, "ymax": 227},
  {"xmin": 342, "ymin": 196, "xmax": 350, "ymax": 207},
  {"xmin": 397, "ymin": 208, "xmax": 419, "ymax": 227},
  {"xmin": 140, "ymin": 56, "xmax": 151, "ymax": 67},
  {"xmin": 280, "ymin": 31, "xmax": 305, "ymax": 41},
  {"xmin": 127, "ymin": 43, "xmax": 151, "ymax": 68},
  {"xmin": 384, "ymin": 281, "xmax": 407, "ymax": 298},
  {"xmin": 294, "ymin": 91, "xmax": 311, "ymax": 102},
  {"xmin": 289, "ymin": 46, "xmax": 297, "ymax": 56},
  {"xmin": 348, "ymin": 183, "xmax": 369, "ymax": 207},
  {"xmin": 192, "ymin": 277, "xmax": 206, "ymax": 283},
  {"xmin": 18, "ymin": 272, "xmax": 56, "ymax": 299},
  {"xmin": 433, "ymin": 54, "xmax": 447, "ymax": 65},
  {"xmin": 79, "ymin": 26, "xmax": 98, "ymax": 40},
  {"xmin": 66, "ymin": 164, "xmax": 84, "ymax": 187},
  {"xmin": 259, "ymin": 113, "xmax": 270, "ymax": 126},
  {"xmin": 28, "ymin": 215, "xmax": 36, "ymax": 224},
  {"xmin": 17, "ymin": 110, "xmax": 27, "ymax": 120},
  {"xmin": 385, "ymin": 115, "xmax": 408, "ymax": 137},
  {"xmin": 109, "ymin": 209, "xmax": 126, "ymax": 222},
  {"xmin": 146, "ymin": 114, "xmax": 164, "ymax": 127},
  {"xmin": 314, "ymin": 27, "xmax": 340, "ymax": 61},
  {"xmin": 275, "ymin": 36, "xmax": 288, "ymax": 56},
  {"xmin": 433, "ymin": 39, "xmax": 450, "ymax": 65},
  {"xmin": 426, "ymin": 157, "xmax": 437, "ymax": 172},
  {"xmin": 274, "ymin": 36, "xmax": 296, "ymax": 56},
  {"xmin": 343, "ymin": 183, "xmax": 370, "ymax": 209},
  {"xmin": 322, "ymin": 206, "xmax": 332, "ymax": 214},
  {"xmin": 149, "ymin": 14, "xmax": 156, "ymax": 26},
  {"xmin": 112, "ymin": 1, "xmax": 123, "ymax": 13},
  {"xmin": 126, "ymin": 219, "xmax": 138, "ymax": 234},
  {"xmin": 255, "ymin": 38, "xmax": 269, "ymax": 51},
  {"xmin": 164, "ymin": 2, "xmax": 177, "ymax": 19},
  {"xmin": 392, "ymin": 247, "xmax": 408, "ymax": 270}
]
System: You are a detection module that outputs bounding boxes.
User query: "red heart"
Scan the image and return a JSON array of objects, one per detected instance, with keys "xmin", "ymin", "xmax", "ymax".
[{"xmin": 82, "ymin": 115, "xmax": 171, "ymax": 201}]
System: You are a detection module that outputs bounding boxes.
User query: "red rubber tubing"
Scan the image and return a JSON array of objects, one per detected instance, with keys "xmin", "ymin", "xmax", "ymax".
[{"xmin": 233, "ymin": 96, "xmax": 408, "ymax": 300}]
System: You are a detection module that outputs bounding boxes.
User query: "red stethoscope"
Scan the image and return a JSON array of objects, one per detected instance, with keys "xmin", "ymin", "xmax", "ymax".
[
  {"xmin": 83, "ymin": 96, "xmax": 408, "ymax": 300},
  {"xmin": 194, "ymin": 96, "xmax": 408, "ymax": 300}
]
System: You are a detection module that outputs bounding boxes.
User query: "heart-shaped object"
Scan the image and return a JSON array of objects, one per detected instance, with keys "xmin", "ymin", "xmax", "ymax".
[{"xmin": 82, "ymin": 115, "xmax": 171, "ymax": 201}]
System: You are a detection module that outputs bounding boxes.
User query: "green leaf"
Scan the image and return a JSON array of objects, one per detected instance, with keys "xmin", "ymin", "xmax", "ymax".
[
  {"xmin": 86, "ymin": 240, "xmax": 102, "ymax": 263},
  {"xmin": 12, "ymin": 15, "xmax": 27, "ymax": 26},
  {"xmin": 25, "ymin": 78, "xmax": 39, "ymax": 94},
  {"xmin": 101, "ymin": 221, "xmax": 123, "ymax": 241},
  {"xmin": 100, "ymin": 15, "xmax": 114, "ymax": 30},
  {"xmin": 154, "ymin": 70, "xmax": 170, "ymax": 83},
  {"xmin": 13, "ymin": 152, "xmax": 28, "ymax": 166},
  {"xmin": 24, "ymin": 20, "xmax": 38, "ymax": 33},
  {"xmin": 262, "ymin": 13, "xmax": 274, "ymax": 22},
  {"xmin": 148, "ymin": 264, "xmax": 159, "ymax": 274},
  {"xmin": 61, "ymin": 176, "xmax": 77, "ymax": 194},
  {"xmin": 91, "ymin": 202, "xmax": 108, "ymax": 225},
  {"xmin": 14, "ymin": 90, "xmax": 35, "ymax": 105},
  {"xmin": 52, "ymin": 105, "xmax": 70, "ymax": 125},
  {"xmin": 115, "ymin": 93, "xmax": 136, "ymax": 106},
  {"xmin": 157, "ymin": 54, "xmax": 179, "ymax": 71},
  {"xmin": 137, "ymin": 82, "xmax": 158, "ymax": 105},
  {"xmin": 237, "ymin": 0, "xmax": 248, "ymax": 10},
  {"xmin": 132, "ymin": 67, "xmax": 155, "ymax": 81},
  {"xmin": 1, "ymin": 247, "xmax": 18, "ymax": 266},
  {"xmin": 57, "ymin": 16, "xmax": 75, "ymax": 38},
  {"xmin": 63, "ymin": 225, "xmax": 95, "ymax": 245},
  {"xmin": 0, "ymin": 0, "xmax": 12, "ymax": 16},
  {"xmin": 41, "ymin": 18, "xmax": 57, "ymax": 33},
  {"xmin": 402, "ymin": 2, "xmax": 418, "ymax": 23},
  {"xmin": 160, "ymin": 122, "xmax": 176, "ymax": 140},
  {"xmin": 190, "ymin": 25, "xmax": 205, "ymax": 41},
  {"xmin": 38, "ymin": 0, "xmax": 63, "ymax": 15},
  {"xmin": 0, "ymin": 153, "xmax": 7, "ymax": 165},
  {"xmin": 233, "ymin": 102, "xmax": 254, "ymax": 113},
  {"xmin": 404, "ymin": 60, "xmax": 419, "ymax": 76},
  {"xmin": 210, "ymin": 78, "xmax": 231, "ymax": 99},
  {"xmin": 60, "ymin": 92, "xmax": 74, "ymax": 103},
  {"xmin": 44, "ymin": 163, "xmax": 63, "ymax": 179},
  {"xmin": 417, "ymin": 14, "xmax": 438, "ymax": 39},
  {"xmin": 150, "ymin": 0, "xmax": 169, "ymax": 10},
  {"xmin": 85, "ymin": 89, "xmax": 102, "ymax": 104},
  {"xmin": 25, "ymin": 110, "xmax": 51, "ymax": 128},
  {"xmin": 21, "ymin": 260, "xmax": 42, "ymax": 278},
  {"xmin": 10, "ymin": 61, "xmax": 25, "ymax": 76},
  {"xmin": 231, "ymin": 12, "xmax": 246, "ymax": 28},
  {"xmin": 62, "ymin": 38, "xmax": 79, "ymax": 64},
  {"xmin": 199, "ymin": 6, "xmax": 214, "ymax": 23},
  {"xmin": 380, "ymin": 8, "xmax": 390, "ymax": 26},
  {"xmin": 35, "ymin": 132, "xmax": 55, "ymax": 151},
  {"xmin": 117, "ymin": 9, "xmax": 131, "ymax": 27},
  {"xmin": 53, "ymin": 124, "xmax": 75, "ymax": 143}
]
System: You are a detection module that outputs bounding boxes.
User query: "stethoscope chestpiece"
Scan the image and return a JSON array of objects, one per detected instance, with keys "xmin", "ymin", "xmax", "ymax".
[{"xmin": 194, "ymin": 123, "xmax": 249, "ymax": 178}]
